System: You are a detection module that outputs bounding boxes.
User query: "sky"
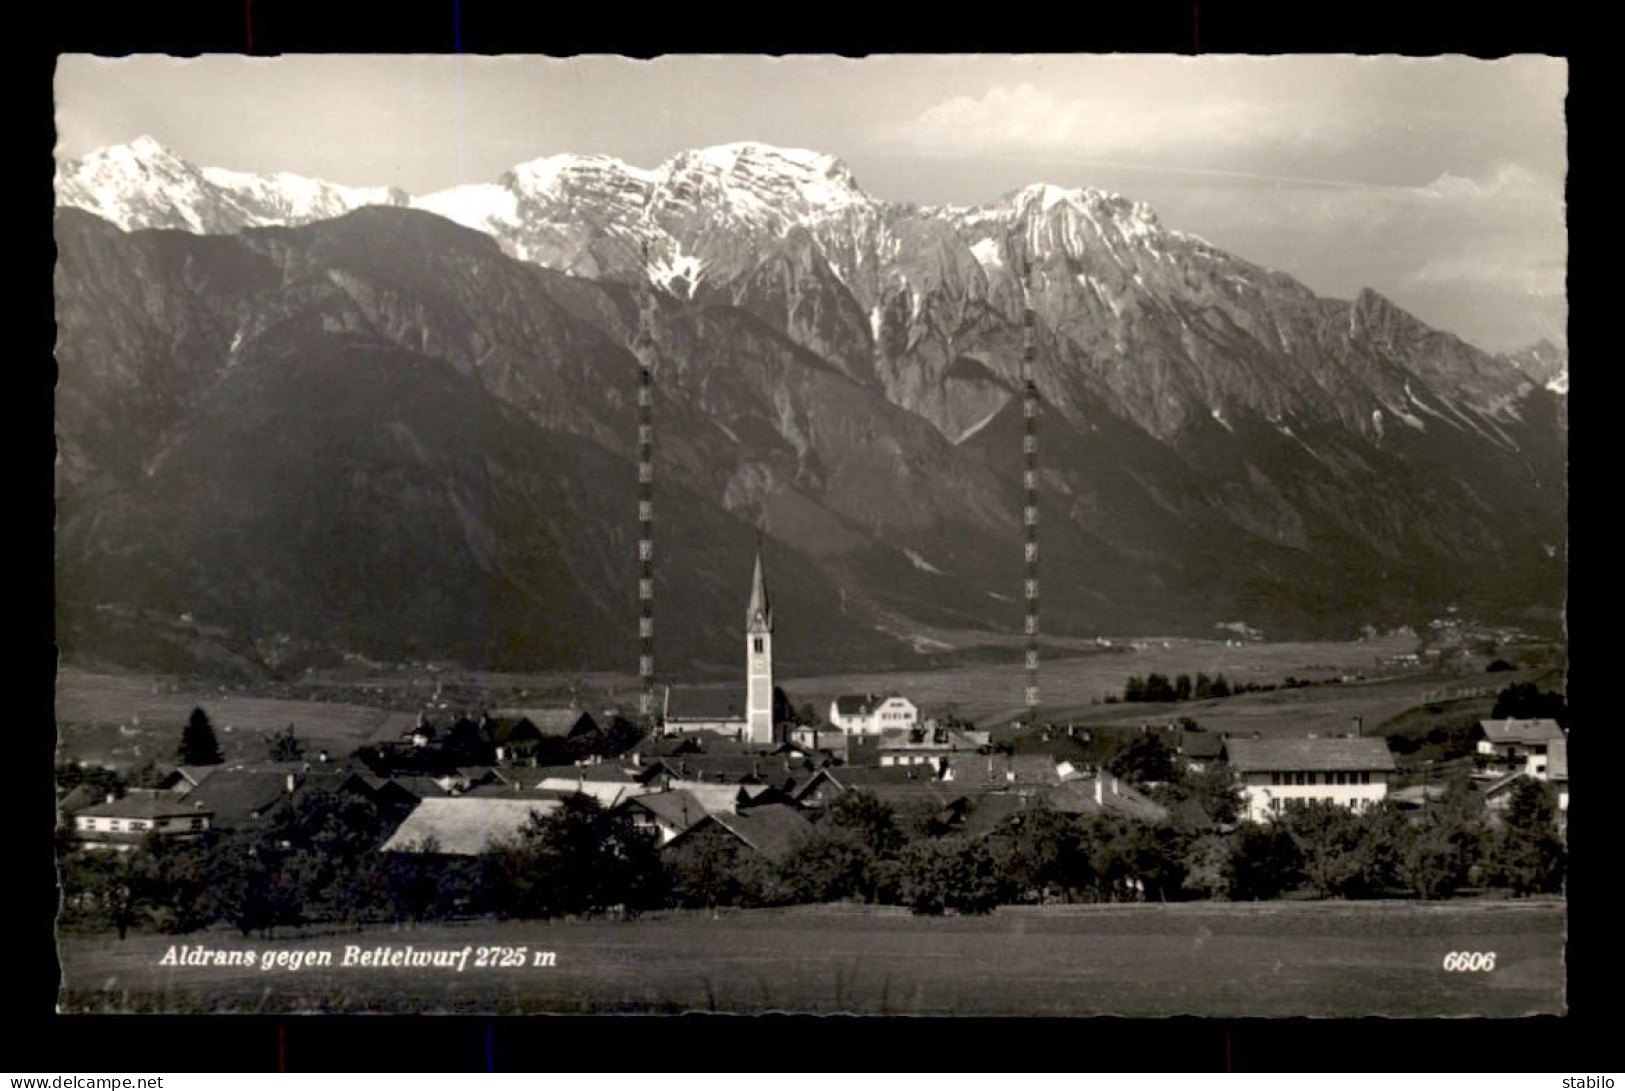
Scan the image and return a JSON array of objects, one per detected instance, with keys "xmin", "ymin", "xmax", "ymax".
[{"xmin": 54, "ymin": 54, "xmax": 1568, "ymax": 353}]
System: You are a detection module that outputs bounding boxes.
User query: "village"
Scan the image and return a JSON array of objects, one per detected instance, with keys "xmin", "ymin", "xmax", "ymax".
[{"xmin": 55, "ymin": 549, "xmax": 1569, "ymax": 934}]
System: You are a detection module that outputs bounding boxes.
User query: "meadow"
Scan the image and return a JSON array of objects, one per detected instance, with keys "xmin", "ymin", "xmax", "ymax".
[{"xmin": 56, "ymin": 900, "xmax": 1565, "ymax": 1017}]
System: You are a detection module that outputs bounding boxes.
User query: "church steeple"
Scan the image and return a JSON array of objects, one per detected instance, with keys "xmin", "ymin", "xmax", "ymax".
[
  {"xmin": 746, "ymin": 543, "xmax": 772, "ymax": 633},
  {"xmin": 745, "ymin": 542, "xmax": 774, "ymax": 745}
]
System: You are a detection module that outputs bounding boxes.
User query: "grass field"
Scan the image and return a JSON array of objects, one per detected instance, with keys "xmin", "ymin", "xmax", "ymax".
[
  {"xmin": 783, "ymin": 634, "xmax": 1528, "ymax": 732},
  {"xmin": 55, "ymin": 668, "xmax": 420, "ymax": 770},
  {"xmin": 56, "ymin": 901, "xmax": 1565, "ymax": 1016}
]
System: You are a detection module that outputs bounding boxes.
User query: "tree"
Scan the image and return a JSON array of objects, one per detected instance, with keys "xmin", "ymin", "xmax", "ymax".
[
  {"xmin": 176, "ymin": 707, "xmax": 225, "ymax": 766},
  {"xmin": 1277, "ymin": 801, "xmax": 1368, "ymax": 898},
  {"xmin": 1491, "ymin": 778, "xmax": 1565, "ymax": 896},
  {"xmin": 1223, "ymin": 822, "xmax": 1302, "ymax": 900},
  {"xmin": 1123, "ymin": 676, "xmax": 1146, "ymax": 703},
  {"xmin": 1211, "ymin": 674, "xmax": 1232, "ymax": 699},
  {"xmin": 1491, "ymin": 683, "xmax": 1568, "ymax": 728},
  {"xmin": 1175, "ymin": 674, "xmax": 1193, "ymax": 702},
  {"xmin": 488, "ymin": 795, "xmax": 666, "ymax": 918},
  {"xmin": 1143, "ymin": 673, "xmax": 1175, "ymax": 703},
  {"xmin": 265, "ymin": 724, "xmax": 304, "ymax": 763},
  {"xmin": 1107, "ymin": 732, "xmax": 1179, "ymax": 785}
]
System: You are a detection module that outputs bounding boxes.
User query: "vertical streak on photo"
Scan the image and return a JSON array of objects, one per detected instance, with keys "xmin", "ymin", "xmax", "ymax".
[
  {"xmin": 1022, "ymin": 258, "xmax": 1040, "ymax": 719},
  {"xmin": 637, "ymin": 291, "xmax": 657, "ymax": 722}
]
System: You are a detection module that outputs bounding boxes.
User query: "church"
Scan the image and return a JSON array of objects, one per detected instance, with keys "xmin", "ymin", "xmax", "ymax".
[{"xmin": 660, "ymin": 547, "xmax": 776, "ymax": 746}]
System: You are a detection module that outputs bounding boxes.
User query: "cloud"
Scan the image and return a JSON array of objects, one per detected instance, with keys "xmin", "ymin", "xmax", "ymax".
[{"xmin": 900, "ymin": 81, "xmax": 1340, "ymax": 163}]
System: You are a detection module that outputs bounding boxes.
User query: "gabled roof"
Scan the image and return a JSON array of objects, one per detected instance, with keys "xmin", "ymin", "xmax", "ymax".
[
  {"xmin": 488, "ymin": 716, "xmax": 541, "ymax": 743},
  {"xmin": 955, "ymin": 793, "xmax": 1039, "ymax": 839},
  {"xmin": 621, "ymin": 789, "xmax": 715, "ymax": 831},
  {"xmin": 380, "ymin": 797, "xmax": 560, "ymax": 856},
  {"xmin": 681, "ymin": 804, "xmax": 814, "ymax": 862},
  {"xmin": 178, "ymin": 770, "xmax": 294, "ymax": 825},
  {"xmin": 792, "ymin": 766, "xmax": 963, "ymax": 808},
  {"xmin": 1478, "ymin": 718, "xmax": 1565, "ymax": 745},
  {"xmin": 532, "ymin": 763, "xmax": 639, "ymax": 784},
  {"xmin": 1223, "ymin": 736, "xmax": 1396, "ymax": 773},
  {"xmin": 1179, "ymin": 730, "xmax": 1225, "ymax": 759},
  {"xmin": 57, "ymin": 784, "xmax": 100, "ymax": 817},
  {"xmin": 1044, "ymin": 778, "xmax": 1169, "ymax": 824},
  {"xmin": 665, "ymin": 686, "xmax": 747, "ymax": 723},
  {"xmin": 942, "ymin": 753, "xmax": 1060, "ymax": 788},
  {"xmin": 660, "ymin": 780, "xmax": 749, "ymax": 815},
  {"xmin": 833, "ymin": 694, "xmax": 881, "ymax": 716},
  {"xmin": 79, "ymin": 789, "xmax": 210, "ymax": 821}
]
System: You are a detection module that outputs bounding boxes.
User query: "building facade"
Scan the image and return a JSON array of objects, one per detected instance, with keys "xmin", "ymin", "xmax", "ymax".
[
  {"xmin": 1223, "ymin": 737, "xmax": 1395, "ymax": 823},
  {"xmin": 829, "ymin": 694, "xmax": 919, "ymax": 737}
]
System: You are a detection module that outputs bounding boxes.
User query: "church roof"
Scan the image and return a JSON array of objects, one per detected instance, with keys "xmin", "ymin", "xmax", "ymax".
[{"xmin": 664, "ymin": 686, "xmax": 747, "ymax": 723}]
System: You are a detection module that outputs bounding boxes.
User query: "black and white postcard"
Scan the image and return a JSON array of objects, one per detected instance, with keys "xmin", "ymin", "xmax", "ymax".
[{"xmin": 52, "ymin": 53, "xmax": 1568, "ymax": 1017}]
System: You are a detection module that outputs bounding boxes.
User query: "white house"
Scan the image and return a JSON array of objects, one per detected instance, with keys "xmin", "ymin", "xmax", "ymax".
[
  {"xmin": 1223, "ymin": 736, "xmax": 1395, "ymax": 823},
  {"xmin": 1475, "ymin": 718, "xmax": 1565, "ymax": 772},
  {"xmin": 829, "ymin": 694, "xmax": 918, "ymax": 737},
  {"xmin": 72, "ymin": 789, "xmax": 213, "ymax": 851}
]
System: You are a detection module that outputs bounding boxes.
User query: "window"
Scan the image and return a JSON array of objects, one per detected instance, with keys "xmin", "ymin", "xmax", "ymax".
[
  {"xmin": 1361, "ymin": 771, "xmax": 1370, "ymax": 785},
  {"xmin": 753, "ymin": 637, "xmax": 764, "ymax": 654},
  {"xmin": 1271, "ymin": 772, "xmax": 1281, "ymax": 786}
]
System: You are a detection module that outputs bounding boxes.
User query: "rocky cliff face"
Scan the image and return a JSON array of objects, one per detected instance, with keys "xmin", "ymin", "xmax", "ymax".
[{"xmin": 52, "ymin": 141, "xmax": 1569, "ymax": 677}]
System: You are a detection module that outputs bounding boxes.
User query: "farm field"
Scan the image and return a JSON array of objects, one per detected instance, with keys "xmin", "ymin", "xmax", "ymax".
[
  {"xmin": 783, "ymin": 633, "xmax": 1511, "ymax": 730},
  {"xmin": 55, "ymin": 668, "xmax": 420, "ymax": 770},
  {"xmin": 56, "ymin": 900, "xmax": 1565, "ymax": 1017}
]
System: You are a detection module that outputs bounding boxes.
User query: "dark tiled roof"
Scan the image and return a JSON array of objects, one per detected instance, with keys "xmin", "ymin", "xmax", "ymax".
[
  {"xmin": 1044, "ymin": 778, "xmax": 1169, "ymax": 823},
  {"xmin": 1478, "ymin": 719, "xmax": 1565, "ymax": 745},
  {"xmin": 622, "ymin": 789, "xmax": 716, "ymax": 830},
  {"xmin": 1223, "ymin": 736, "xmax": 1396, "ymax": 773},
  {"xmin": 178, "ymin": 771, "xmax": 293, "ymax": 825},
  {"xmin": 79, "ymin": 789, "xmax": 210, "ymax": 821},
  {"xmin": 1179, "ymin": 730, "xmax": 1225, "ymax": 759},
  {"xmin": 701, "ymin": 804, "xmax": 815, "ymax": 862},
  {"xmin": 834, "ymin": 694, "xmax": 879, "ymax": 716},
  {"xmin": 532, "ymin": 763, "xmax": 639, "ymax": 784},
  {"xmin": 665, "ymin": 686, "xmax": 747, "ymax": 722}
]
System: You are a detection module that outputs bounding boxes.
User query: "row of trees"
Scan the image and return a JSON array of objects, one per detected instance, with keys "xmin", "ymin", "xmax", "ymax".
[
  {"xmin": 60, "ymin": 768, "xmax": 1565, "ymax": 939},
  {"xmin": 1120, "ymin": 673, "xmax": 1233, "ymax": 703}
]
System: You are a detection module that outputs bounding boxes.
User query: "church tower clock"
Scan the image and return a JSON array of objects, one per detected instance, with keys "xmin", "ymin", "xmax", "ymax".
[{"xmin": 745, "ymin": 545, "xmax": 774, "ymax": 745}]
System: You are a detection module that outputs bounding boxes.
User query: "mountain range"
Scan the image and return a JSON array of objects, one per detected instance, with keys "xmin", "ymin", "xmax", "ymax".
[{"xmin": 53, "ymin": 138, "xmax": 1568, "ymax": 679}]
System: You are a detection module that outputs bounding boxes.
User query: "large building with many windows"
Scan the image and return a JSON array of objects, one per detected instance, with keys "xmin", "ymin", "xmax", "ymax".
[{"xmin": 1222, "ymin": 736, "xmax": 1395, "ymax": 822}]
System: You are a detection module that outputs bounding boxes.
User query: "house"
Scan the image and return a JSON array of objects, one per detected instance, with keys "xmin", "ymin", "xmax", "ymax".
[
  {"xmin": 829, "ymin": 694, "xmax": 919, "ymax": 737},
  {"xmin": 941, "ymin": 752, "xmax": 1061, "ymax": 790},
  {"xmin": 663, "ymin": 803, "xmax": 815, "ymax": 863},
  {"xmin": 1547, "ymin": 737, "xmax": 1569, "ymax": 815},
  {"xmin": 1474, "ymin": 719, "xmax": 1565, "ymax": 772},
  {"xmin": 1222, "ymin": 736, "xmax": 1395, "ymax": 822},
  {"xmin": 788, "ymin": 722, "xmax": 848, "ymax": 761},
  {"xmin": 379, "ymin": 797, "xmax": 561, "ymax": 856},
  {"xmin": 1044, "ymin": 775, "xmax": 1169, "ymax": 824},
  {"xmin": 485, "ymin": 716, "xmax": 543, "ymax": 763},
  {"xmin": 790, "ymin": 765, "xmax": 963, "ymax": 812},
  {"xmin": 155, "ymin": 765, "xmax": 220, "ymax": 794},
  {"xmin": 869, "ymin": 725, "xmax": 988, "ymax": 769},
  {"xmin": 615, "ymin": 781, "xmax": 793, "ymax": 846},
  {"xmin": 1177, "ymin": 729, "xmax": 1226, "ymax": 771},
  {"xmin": 176, "ymin": 766, "xmax": 303, "ymax": 829},
  {"xmin": 72, "ymin": 790, "xmax": 213, "ymax": 851}
]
